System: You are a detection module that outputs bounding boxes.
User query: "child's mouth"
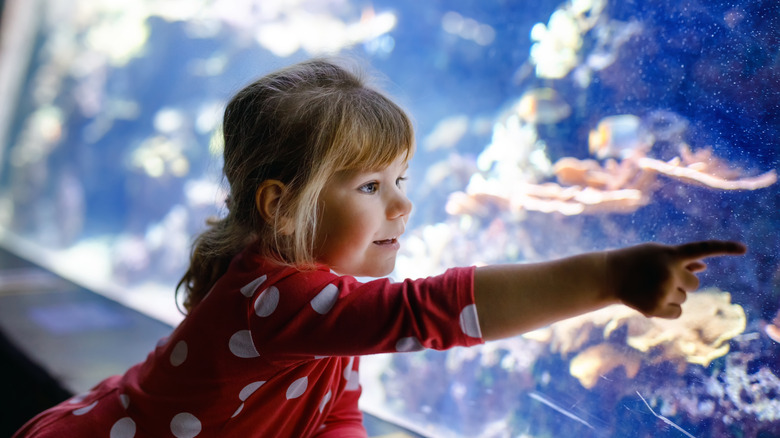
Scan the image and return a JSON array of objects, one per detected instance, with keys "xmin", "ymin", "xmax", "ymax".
[{"xmin": 373, "ymin": 238, "xmax": 398, "ymax": 246}]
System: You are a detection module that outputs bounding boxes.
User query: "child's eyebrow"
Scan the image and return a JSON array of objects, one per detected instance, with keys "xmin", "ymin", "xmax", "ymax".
[
  {"xmin": 330, "ymin": 168, "xmax": 372, "ymax": 183},
  {"xmin": 338, "ymin": 162, "xmax": 409, "ymax": 177}
]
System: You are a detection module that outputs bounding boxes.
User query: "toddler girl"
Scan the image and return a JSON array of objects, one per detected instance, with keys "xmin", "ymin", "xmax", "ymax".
[{"xmin": 14, "ymin": 59, "xmax": 745, "ymax": 437}]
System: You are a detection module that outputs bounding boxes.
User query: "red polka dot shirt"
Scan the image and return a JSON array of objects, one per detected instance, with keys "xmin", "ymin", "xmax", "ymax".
[{"xmin": 15, "ymin": 245, "xmax": 483, "ymax": 437}]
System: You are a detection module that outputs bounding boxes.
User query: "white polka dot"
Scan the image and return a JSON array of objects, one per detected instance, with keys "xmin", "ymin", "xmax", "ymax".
[
  {"xmin": 396, "ymin": 336, "xmax": 424, "ymax": 352},
  {"xmin": 286, "ymin": 376, "xmax": 308, "ymax": 399},
  {"xmin": 319, "ymin": 390, "xmax": 332, "ymax": 413},
  {"xmin": 310, "ymin": 284, "xmax": 339, "ymax": 314},
  {"xmin": 241, "ymin": 275, "xmax": 267, "ymax": 297},
  {"xmin": 234, "ymin": 382, "xmax": 266, "ymax": 420},
  {"xmin": 239, "ymin": 381, "xmax": 265, "ymax": 401},
  {"xmin": 68, "ymin": 392, "xmax": 89, "ymax": 404},
  {"xmin": 229, "ymin": 330, "xmax": 259, "ymax": 358},
  {"xmin": 72, "ymin": 400, "xmax": 98, "ymax": 416},
  {"xmin": 343, "ymin": 357, "xmax": 359, "ymax": 390},
  {"xmin": 170, "ymin": 340, "xmax": 188, "ymax": 366},
  {"xmin": 170, "ymin": 412, "xmax": 202, "ymax": 438},
  {"xmin": 254, "ymin": 286, "xmax": 279, "ymax": 317},
  {"xmin": 119, "ymin": 394, "xmax": 130, "ymax": 409},
  {"xmin": 344, "ymin": 369, "xmax": 360, "ymax": 391},
  {"xmin": 231, "ymin": 403, "xmax": 244, "ymax": 418},
  {"xmin": 110, "ymin": 417, "xmax": 136, "ymax": 438},
  {"xmin": 459, "ymin": 304, "xmax": 482, "ymax": 338}
]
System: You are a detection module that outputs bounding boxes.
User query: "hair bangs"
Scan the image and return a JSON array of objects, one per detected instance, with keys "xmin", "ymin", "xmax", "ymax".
[{"xmin": 335, "ymin": 91, "xmax": 415, "ymax": 173}]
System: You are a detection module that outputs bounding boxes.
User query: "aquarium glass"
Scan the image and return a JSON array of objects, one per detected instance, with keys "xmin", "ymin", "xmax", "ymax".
[{"xmin": 1, "ymin": 0, "xmax": 779, "ymax": 436}]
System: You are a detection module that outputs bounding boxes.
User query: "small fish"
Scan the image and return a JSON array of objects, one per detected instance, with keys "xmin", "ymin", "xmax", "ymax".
[
  {"xmin": 766, "ymin": 323, "xmax": 780, "ymax": 343},
  {"xmin": 588, "ymin": 114, "xmax": 654, "ymax": 159},
  {"xmin": 515, "ymin": 88, "xmax": 571, "ymax": 124}
]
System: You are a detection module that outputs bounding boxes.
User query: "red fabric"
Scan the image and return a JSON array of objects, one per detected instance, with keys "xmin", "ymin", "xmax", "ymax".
[{"xmin": 14, "ymin": 246, "xmax": 482, "ymax": 437}]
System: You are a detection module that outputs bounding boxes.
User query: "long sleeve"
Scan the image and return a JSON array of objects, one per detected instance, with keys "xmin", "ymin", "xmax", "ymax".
[{"xmin": 231, "ymin": 261, "xmax": 484, "ymax": 361}]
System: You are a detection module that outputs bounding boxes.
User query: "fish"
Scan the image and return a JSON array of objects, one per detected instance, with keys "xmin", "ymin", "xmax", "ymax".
[
  {"xmin": 514, "ymin": 88, "xmax": 572, "ymax": 124},
  {"xmin": 588, "ymin": 114, "xmax": 654, "ymax": 159}
]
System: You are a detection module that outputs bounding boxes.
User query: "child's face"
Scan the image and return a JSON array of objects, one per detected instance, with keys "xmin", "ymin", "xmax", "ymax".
[{"xmin": 314, "ymin": 155, "xmax": 412, "ymax": 277}]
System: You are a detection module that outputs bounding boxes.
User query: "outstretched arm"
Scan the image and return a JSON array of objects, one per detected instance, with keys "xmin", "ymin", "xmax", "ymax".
[{"xmin": 473, "ymin": 240, "xmax": 746, "ymax": 341}]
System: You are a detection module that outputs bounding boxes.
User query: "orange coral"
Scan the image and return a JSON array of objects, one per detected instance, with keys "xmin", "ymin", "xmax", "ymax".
[
  {"xmin": 448, "ymin": 143, "xmax": 775, "ymax": 217},
  {"xmin": 570, "ymin": 344, "xmax": 642, "ymax": 389}
]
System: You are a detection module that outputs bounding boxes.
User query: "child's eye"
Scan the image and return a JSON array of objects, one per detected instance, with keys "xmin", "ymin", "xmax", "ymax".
[
  {"xmin": 359, "ymin": 182, "xmax": 379, "ymax": 194},
  {"xmin": 396, "ymin": 176, "xmax": 408, "ymax": 188}
]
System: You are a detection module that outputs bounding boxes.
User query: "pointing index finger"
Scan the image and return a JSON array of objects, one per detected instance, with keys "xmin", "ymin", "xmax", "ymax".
[{"xmin": 676, "ymin": 240, "xmax": 747, "ymax": 260}]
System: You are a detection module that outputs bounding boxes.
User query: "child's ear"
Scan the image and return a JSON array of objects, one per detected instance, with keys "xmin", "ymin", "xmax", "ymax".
[{"xmin": 255, "ymin": 180, "xmax": 294, "ymax": 235}]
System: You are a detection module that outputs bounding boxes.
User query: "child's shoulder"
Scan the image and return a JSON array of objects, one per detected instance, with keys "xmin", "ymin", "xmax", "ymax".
[{"xmin": 237, "ymin": 250, "xmax": 339, "ymax": 288}]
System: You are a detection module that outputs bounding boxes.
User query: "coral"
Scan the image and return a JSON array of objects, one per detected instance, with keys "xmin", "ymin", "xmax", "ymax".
[
  {"xmin": 613, "ymin": 288, "xmax": 746, "ymax": 367},
  {"xmin": 524, "ymin": 288, "xmax": 746, "ymax": 387},
  {"xmin": 569, "ymin": 343, "xmax": 642, "ymax": 389},
  {"xmin": 627, "ymin": 347, "xmax": 780, "ymax": 436},
  {"xmin": 637, "ymin": 146, "xmax": 777, "ymax": 190},
  {"xmin": 522, "ymin": 304, "xmax": 629, "ymax": 354},
  {"xmin": 720, "ymin": 353, "xmax": 780, "ymax": 422},
  {"xmin": 446, "ymin": 173, "xmax": 648, "ymax": 216},
  {"xmin": 529, "ymin": 0, "xmax": 606, "ymax": 79},
  {"xmin": 448, "ymin": 141, "xmax": 776, "ymax": 217}
]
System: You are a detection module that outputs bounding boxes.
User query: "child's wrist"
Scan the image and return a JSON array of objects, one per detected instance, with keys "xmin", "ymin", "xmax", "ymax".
[{"xmin": 599, "ymin": 249, "xmax": 623, "ymax": 306}]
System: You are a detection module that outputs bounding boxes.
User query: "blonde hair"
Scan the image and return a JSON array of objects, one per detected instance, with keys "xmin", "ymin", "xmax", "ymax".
[{"xmin": 176, "ymin": 58, "xmax": 415, "ymax": 312}]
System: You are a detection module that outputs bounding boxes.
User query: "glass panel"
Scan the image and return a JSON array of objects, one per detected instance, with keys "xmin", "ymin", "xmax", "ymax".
[{"xmin": 1, "ymin": 0, "xmax": 778, "ymax": 436}]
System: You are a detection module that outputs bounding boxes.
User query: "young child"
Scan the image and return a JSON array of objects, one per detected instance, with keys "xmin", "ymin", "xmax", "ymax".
[{"xmin": 14, "ymin": 59, "xmax": 746, "ymax": 438}]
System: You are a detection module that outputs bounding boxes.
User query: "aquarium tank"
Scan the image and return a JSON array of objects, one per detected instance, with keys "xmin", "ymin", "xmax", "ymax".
[{"xmin": 1, "ymin": 0, "xmax": 779, "ymax": 436}]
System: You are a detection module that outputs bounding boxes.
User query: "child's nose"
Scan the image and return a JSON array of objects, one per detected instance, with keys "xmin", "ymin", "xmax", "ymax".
[{"xmin": 388, "ymin": 192, "xmax": 413, "ymax": 219}]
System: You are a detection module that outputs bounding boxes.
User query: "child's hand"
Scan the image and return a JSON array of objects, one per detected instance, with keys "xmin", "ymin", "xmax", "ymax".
[{"xmin": 605, "ymin": 240, "xmax": 747, "ymax": 318}]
